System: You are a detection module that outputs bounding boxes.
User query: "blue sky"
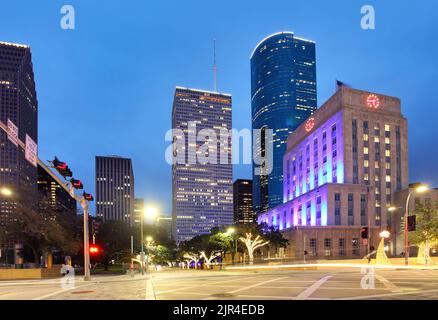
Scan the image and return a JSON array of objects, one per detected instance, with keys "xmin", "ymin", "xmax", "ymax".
[{"xmin": 1, "ymin": 0, "xmax": 438, "ymax": 215}]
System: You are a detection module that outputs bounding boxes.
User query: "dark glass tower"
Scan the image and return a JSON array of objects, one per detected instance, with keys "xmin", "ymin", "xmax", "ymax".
[
  {"xmin": 251, "ymin": 32, "xmax": 317, "ymax": 214},
  {"xmin": 0, "ymin": 42, "xmax": 38, "ymax": 224},
  {"xmin": 95, "ymin": 156, "xmax": 135, "ymax": 225}
]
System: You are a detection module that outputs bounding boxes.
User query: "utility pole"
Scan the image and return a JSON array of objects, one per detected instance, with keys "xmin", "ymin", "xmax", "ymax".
[{"xmin": 82, "ymin": 199, "xmax": 91, "ymax": 281}]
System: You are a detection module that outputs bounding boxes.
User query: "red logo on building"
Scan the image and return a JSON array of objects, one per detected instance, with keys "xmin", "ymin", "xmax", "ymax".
[
  {"xmin": 305, "ymin": 117, "xmax": 315, "ymax": 132},
  {"xmin": 367, "ymin": 94, "xmax": 380, "ymax": 109}
]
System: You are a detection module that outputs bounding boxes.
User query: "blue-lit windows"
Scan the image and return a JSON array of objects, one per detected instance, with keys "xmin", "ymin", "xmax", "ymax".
[
  {"xmin": 334, "ymin": 193, "xmax": 341, "ymax": 225},
  {"xmin": 316, "ymin": 196, "xmax": 322, "ymax": 225},
  {"xmin": 306, "ymin": 201, "xmax": 311, "ymax": 225}
]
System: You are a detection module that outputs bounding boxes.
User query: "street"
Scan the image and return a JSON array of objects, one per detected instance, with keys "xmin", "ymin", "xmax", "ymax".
[{"xmin": 1, "ymin": 268, "xmax": 438, "ymax": 300}]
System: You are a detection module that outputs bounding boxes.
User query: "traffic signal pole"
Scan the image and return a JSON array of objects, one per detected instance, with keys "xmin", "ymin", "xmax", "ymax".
[{"xmin": 82, "ymin": 199, "xmax": 91, "ymax": 281}]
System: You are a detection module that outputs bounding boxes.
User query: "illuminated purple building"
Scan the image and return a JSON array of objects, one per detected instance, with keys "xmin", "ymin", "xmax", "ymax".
[{"xmin": 258, "ymin": 86, "xmax": 408, "ymax": 258}]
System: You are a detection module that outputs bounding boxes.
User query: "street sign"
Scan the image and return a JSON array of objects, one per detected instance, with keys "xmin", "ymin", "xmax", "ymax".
[
  {"xmin": 7, "ymin": 119, "xmax": 18, "ymax": 146},
  {"xmin": 25, "ymin": 134, "xmax": 37, "ymax": 167}
]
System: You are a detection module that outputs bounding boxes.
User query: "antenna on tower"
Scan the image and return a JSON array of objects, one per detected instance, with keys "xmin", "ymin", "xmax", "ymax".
[{"xmin": 213, "ymin": 38, "xmax": 217, "ymax": 92}]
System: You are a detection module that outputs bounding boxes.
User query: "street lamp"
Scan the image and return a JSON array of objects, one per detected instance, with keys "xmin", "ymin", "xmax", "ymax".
[
  {"xmin": 0, "ymin": 187, "xmax": 12, "ymax": 197},
  {"xmin": 404, "ymin": 183, "xmax": 429, "ymax": 266},
  {"xmin": 140, "ymin": 206, "xmax": 158, "ymax": 275},
  {"xmin": 379, "ymin": 230, "xmax": 391, "ymax": 239},
  {"xmin": 226, "ymin": 227, "xmax": 237, "ymax": 265}
]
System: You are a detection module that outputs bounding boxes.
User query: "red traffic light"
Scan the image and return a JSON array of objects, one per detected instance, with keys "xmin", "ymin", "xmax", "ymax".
[
  {"xmin": 70, "ymin": 178, "xmax": 84, "ymax": 190},
  {"xmin": 52, "ymin": 157, "xmax": 73, "ymax": 178},
  {"xmin": 83, "ymin": 192, "xmax": 94, "ymax": 201},
  {"xmin": 89, "ymin": 244, "xmax": 101, "ymax": 255}
]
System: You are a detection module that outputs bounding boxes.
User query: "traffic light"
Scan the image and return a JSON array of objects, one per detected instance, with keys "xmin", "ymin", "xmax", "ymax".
[
  {"xmin": 70, "ymin": 178, "xmax": 84, "ymax": 190},
  {"xmin": 408, "ymin": 215, "xmax": 416, "ymax": 232},
  {"xmin": 52, "ymin": 157, "xmax": 73, "ymax": 179},
  {"xmin": 83, "ymin": 192, "xmax": 94, "ymax": 202},
  {"xmin": 360, "ymin": 227, "xmax": 369, "ymax": 239},
  {"xmin": 89, "ymin": 244, "xmax": 101, "ymax": 256}
]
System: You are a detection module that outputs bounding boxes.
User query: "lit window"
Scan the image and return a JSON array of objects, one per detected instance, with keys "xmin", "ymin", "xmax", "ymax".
[
  {"xmin": 364, "ymin": 160, "xmax": 369, "ymax": 167},
  {"xmin": 363, "ymin": 134, "xmax": 369, "ymax": 141},
  {"xmin": 385, "ymin": 150, "xmax": 391, "ymax": 157},
  {"xmin": 374, "ymin": 136, "xmax": 380, "ymax": 143},
  {"xmin": 386, "ymin": 175, "xmax": 391, "ymax": 182},
  {"xmin": 364, "ymin": 147, "xmax": 369, "ymax": 154},
  {"xmin": 375, "ymin": 161, "xmax": 380, "ymax": 169},
  {"xmin": 385, "ymin": 137, "xmax": 390, "ymax": 144},
  {"xmin": 386, "ymin": 163, "xmax": 391, "ymax": 169},
  {"xmin": 385, "ymin": 124, "xmax": 390, "ymax": 132}
]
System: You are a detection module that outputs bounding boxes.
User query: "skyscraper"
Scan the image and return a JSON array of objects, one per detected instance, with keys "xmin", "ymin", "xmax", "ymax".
[
  {"xmin": 37, "ymin": 161, "xmax": 77, "ymax": 217},
  {"xmin": 133, "ymin": 198, "xmax": 144, "ymax": 225},
  {"xmin": 95, "ymin": 156, "xmax": 134, "ymax": 225},
  {"xmin": 0, "ymin": 41, "xmax": 38, "ymax": 224},
  {"xmin": 172, "ymin": 87, "xmax": 233, "ymax": 243},
  {"xmin": 251, "ymin": 32, "xmax": 317, "ymax": 214},
  {"xmin": 233, "ymin": 179, "xmax": 254, "ymax": 224}
]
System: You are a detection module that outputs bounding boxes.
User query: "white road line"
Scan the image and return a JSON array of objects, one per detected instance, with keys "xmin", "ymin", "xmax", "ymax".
[
  {"xmin": 201, "ymin": 277, "xmax": 289, "ymax": 300},
  {"xmin": 293, "ymin": 275, "xmax": 333, "ymax": 300},
  {"xmin": 145, "ymin": 275, "xmax": 156, "ymax": 300},
  {"xmin": 156, "ymin": 275, "xmax": 262, "ymax": 295},
  {"xmin": 227, "ymin": 277, "xmax": 289, "ymax": 294},
  {"xmin": 336, "ymin": 288, "xmax": 437, "ymax": 300},
  {"xmin": 375, "ymin": 274, "xmax": 402, "ymax": 292},
  {"xmin": 32, "ymin": 282, "xmax": 96, "ymax": 300}
]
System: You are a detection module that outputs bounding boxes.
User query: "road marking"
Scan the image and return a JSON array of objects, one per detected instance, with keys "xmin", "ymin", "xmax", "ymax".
[
  {"xmin": 336, "ymin": 288, "xmax": 434, "ymax": 300},
  {"xmin": 156, "ymin": 275, "xmax": 262, "ymax": 295},
  {"xmin": 32, "ymin": 283, "xmax": 96, "ymax": 300},
  {"xmin": 293, "ymin": 275, "xmax": 333, "ymax": 300},
  {"xmin": 375, "ymin": 274, "xmax": 402, "ymax": 292},
  {"xmin": 227, "ymin": 277, "xmax": 289, "ymax": 294},
  {"xmin": 201, "ymin": 277, "xmax": 289, "ymax": 300},
  {"xmin": 145, "ymin": 275, "xmax": 156, "ymax": 300}
]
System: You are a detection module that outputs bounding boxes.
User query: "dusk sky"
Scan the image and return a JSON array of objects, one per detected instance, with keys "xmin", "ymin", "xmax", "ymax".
[{"xmin": 1, "ymin": 0, "xmax": 437, "ymax": 215}]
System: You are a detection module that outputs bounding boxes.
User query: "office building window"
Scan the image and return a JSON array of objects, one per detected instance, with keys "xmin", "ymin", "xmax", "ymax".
[
  {"xmin": 339, "ymin": 238, "xmax": 346, "ymax": 256},
  {"xmin": 324, "ymin": 239, "xmax": 332, "ymax": 257}
]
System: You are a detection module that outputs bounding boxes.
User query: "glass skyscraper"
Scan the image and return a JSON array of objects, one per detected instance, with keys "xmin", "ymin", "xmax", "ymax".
[{"xmin": 251, "ymin": 31, "xmax": 317, "ymax": 214}]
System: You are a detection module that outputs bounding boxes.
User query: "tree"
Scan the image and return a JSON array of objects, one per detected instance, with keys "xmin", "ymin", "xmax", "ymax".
[
  {"xmin": 95, "ymin": 220, "xmax": 132, "ymax": 270},
  {"xmin": 237, "ymin": 222, "xmax": 288, "ymax": 265},
  {"xmin": 410, "ymin": 200, "xmax": 438, "ymax": 265},
  {"xmin": 5, "ymin": 186, "xmax": 82, "ymax": 264}
]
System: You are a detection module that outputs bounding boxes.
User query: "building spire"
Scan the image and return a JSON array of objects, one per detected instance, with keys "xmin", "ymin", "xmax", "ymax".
[{"xmin": 213, "ymin": 38, "xmax": 217, "ymax": 92}]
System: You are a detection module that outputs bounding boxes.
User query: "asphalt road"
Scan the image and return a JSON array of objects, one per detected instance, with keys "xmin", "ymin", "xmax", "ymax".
[{"xmin": 1, "ymin": 268, "xmax": 438, "ymax": 300}]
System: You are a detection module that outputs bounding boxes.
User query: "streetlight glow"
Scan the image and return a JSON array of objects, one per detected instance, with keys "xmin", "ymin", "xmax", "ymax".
[
  {"xmin": 379, "ymin": 230, "xmax": 391, "ymax": 239},
  {"xmin": 0, "ymin": 188, "xmax": 12, "ymax": 197},
  {"xmin": 387, "ymin": 206, "xmax": 397, "ymax": 212},
  {"xmin": 415, "ymin": 185, "xmax": 429, "ymax": 193},
  {"xmin": 146, "ymin": 236, "xmax": 153, "ymax": 242},
  {"xmin": 227, "ymin": 227, "xmax": 235, "ymax": 235},
  {"xmin": 144, "ymin": 206, "xmax": 158, "ymax": 220}
]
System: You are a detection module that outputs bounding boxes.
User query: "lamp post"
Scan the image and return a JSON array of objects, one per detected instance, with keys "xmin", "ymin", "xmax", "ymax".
[
  {"xmin": 226, "ymin": 227, "xmax": 237, "ymax": 265},
  {"xmin": 403, "ymin": 184, "xmax": 428, "ymax": 266},
  {"xmin": 141, "ymin": 206, "xmax": 157, "ymax": 275},
  {"xmin": 145, "ymin": 236, "xmax": 153, "ymax": 274}
]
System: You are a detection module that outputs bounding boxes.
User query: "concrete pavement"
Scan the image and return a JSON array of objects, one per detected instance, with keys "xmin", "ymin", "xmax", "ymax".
[{"xmin": 1, "ymin": 268, "xmax": 438, "ymax": 300}]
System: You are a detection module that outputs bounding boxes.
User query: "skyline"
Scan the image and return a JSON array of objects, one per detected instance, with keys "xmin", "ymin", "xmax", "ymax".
[{"xmin": 1, "ymin": 1, "xmax": 438, "ymax": 215}]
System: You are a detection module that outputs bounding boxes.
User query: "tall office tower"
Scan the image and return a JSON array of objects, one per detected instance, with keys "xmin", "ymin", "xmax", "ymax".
[
  {"xmin": 0, "ymin": 42, "xmax": 38, "ymax": 224},
  {"xmin": 251, "ymin": 32, "xmax": 317, "ymax": 215},
  {"xmin": 172, "ymin": 87, "xmax": 233, "ymax": 243},
  {"xmin": 95, "ymin": 156, "xmax": 135, "ymax": 225},
  {"xmin": 233, "ymin": 179, "xmax": 254, "ymax": 224}
]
